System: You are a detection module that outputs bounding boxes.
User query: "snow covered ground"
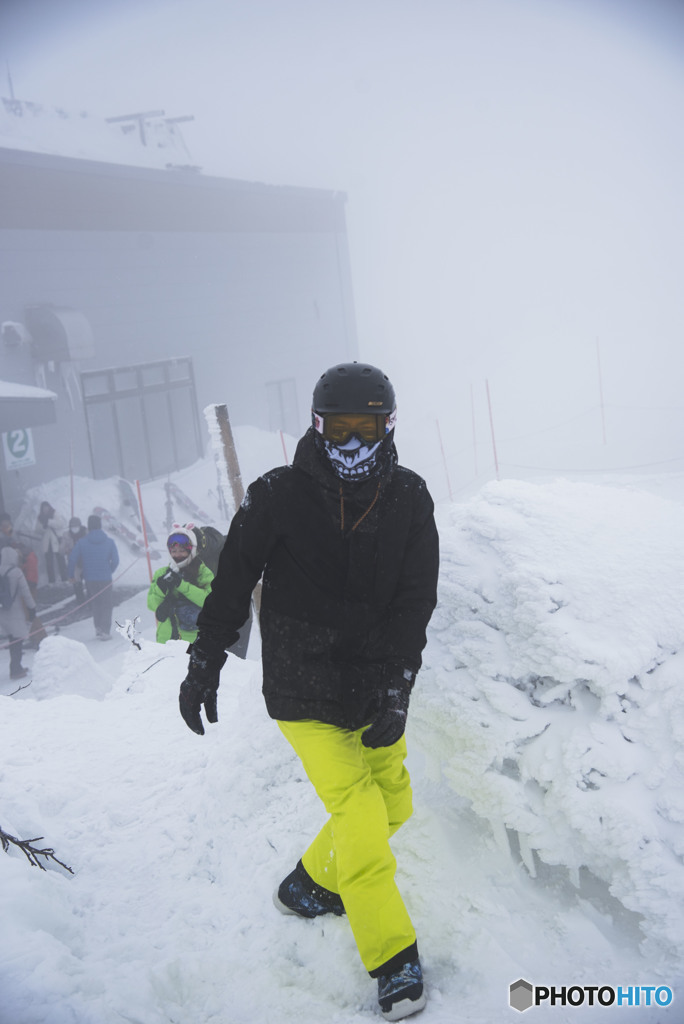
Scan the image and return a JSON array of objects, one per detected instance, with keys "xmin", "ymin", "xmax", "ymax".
[{"xmin": 1, "ymin": 428, "xmax": 683, "ymax": 1023}]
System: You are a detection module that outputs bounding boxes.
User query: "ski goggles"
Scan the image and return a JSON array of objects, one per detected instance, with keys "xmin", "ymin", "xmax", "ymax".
[
  {"xmin": 167, "ymin": 532, "xmax": 192, "ymax": 550},
  {"xmin": 313, "ymin": 409, "xmax": 397, "ymax": 446}
]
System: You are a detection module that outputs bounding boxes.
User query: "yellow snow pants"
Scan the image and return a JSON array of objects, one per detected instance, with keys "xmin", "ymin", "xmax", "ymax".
[{"xmin": 277, "ymin": 719, "xmax": 416, "ymax": 974}]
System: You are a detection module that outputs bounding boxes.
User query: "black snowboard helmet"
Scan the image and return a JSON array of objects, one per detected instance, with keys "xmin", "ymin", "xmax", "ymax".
[
  {"xmin": 312, "ymin": 362, "xmax": 398, "ymax": 479},
  {"xmin": 312, "ymin": 362, "xmax": 397, "ymax": 444},
  {"xmin": 312, "ymin": 362, "xmax": 395, "ymax": 416}
]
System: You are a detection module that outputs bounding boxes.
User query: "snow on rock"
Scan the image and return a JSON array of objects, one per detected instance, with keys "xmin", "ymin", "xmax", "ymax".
[{"xmin": 417, "ymin": 477, "xmax": 684, "ymax": 970}]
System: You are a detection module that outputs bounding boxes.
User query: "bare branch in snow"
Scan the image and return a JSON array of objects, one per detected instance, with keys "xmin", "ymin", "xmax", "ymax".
[{"xmin": 1, "ymin": 825, "xmax": 74, "ymax": 874}]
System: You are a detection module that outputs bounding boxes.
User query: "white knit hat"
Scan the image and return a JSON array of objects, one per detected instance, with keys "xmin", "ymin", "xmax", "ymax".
[{"xmin": 166, "ymin": 524, "xmax": 197, "ymax": 568}]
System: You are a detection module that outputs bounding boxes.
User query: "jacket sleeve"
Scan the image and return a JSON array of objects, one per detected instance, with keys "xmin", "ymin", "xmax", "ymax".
[
  {"xmin": 147, "ymin": 572, "xmax": 166, "ymax": 613},
  {"xmin": 194, "ymin": 476, "xmax": 276, "ymax": 656},
  {"xmin": 370, "ymin": 477, "xmax": 440, "ymax": 673},
  {"xmin": 176, "ymin": 565, "xmax": 214, "ymax": 608},
  {"xmin": 16, "ymin": 570, "xmax": 36, "ymax": 614}
]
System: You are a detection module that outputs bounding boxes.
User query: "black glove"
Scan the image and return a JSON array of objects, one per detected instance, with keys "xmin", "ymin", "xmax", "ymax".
[
  {"xmin": 362, "ymin": 666, "xmax": 416, "ymax": 749},
  {"xmin": 157, "ymin": 568, "xmax": 180, "ymax": 595},
  {"xmin": 179, "ymin": 643, "xmax": 228, "ymax": 736},
  {"xmin": 155, "ymin": 594, "xmax": 173, "ymax": 622},
  {"xmin": 27, "ymin": 607, "xmax": 36, "ymax": 622}
]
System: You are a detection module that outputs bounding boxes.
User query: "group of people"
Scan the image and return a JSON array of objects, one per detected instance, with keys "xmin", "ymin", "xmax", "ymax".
[
  {"xmin": 0, "ymin": 509, "xmax": 120, "ymax": 677},
  {"xmin": 1, "ymin": 499, "xmax": 210, "ymax": 680}
]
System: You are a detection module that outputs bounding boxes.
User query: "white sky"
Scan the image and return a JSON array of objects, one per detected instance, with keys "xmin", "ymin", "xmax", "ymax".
[{"xmin": 1, "ymin": 0, "xmax": 684, "ymax": 485}]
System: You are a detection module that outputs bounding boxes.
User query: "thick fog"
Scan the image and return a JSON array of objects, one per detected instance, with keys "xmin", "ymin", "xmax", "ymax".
[{"xmin": 2, "ymin": 0, "xmax": 684, "ymax": 499}]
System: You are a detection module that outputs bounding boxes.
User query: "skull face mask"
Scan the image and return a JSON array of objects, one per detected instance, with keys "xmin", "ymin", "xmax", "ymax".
[{"xmin": 322, "ymin": 435, "xmax": 383, "ymax": 480}]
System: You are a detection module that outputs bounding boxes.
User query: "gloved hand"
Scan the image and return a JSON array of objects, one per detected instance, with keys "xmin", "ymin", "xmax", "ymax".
[
  {"xmin": 179, "ymin": 643, "xmax": 228, "ymax": 736},
  {"xmin": 27, "ymin": 607, "xmax": 36, "ymax": 622},
  {"xmin": 157, "ymin": 567, "xmax": 180, "ymax": 595},
  {"xmin": 155, "ymin": 594, "xmax": 173, "ymax": 622},
  {"xmin": 362, "ymin": 666, "xmax": 416, "ymax": 749}
]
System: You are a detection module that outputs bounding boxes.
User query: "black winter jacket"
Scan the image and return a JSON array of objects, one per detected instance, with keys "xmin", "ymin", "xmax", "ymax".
[{"xmin": 196, "ymin": 429, "xmax": 439, "ymax": 729}]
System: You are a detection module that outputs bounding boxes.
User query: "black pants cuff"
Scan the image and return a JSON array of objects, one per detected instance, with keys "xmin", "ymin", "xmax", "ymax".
[{"xmin": 369, "ymin": 941, "xmax": 419, "ymax": 979}]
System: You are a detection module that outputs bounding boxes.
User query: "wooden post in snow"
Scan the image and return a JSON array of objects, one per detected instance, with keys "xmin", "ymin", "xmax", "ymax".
[
  {"xmin": 207, "ymin": 403, "xmax": 261, "ymax": 617},
  {"xmin": 214, "ymin": 404, "xmax": 245, "ymax": 510}
]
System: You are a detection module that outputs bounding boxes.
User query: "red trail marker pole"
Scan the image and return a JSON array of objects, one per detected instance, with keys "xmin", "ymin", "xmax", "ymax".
[
  {"xmin": 596, "ymin": 337, "xmax": 607, "ymax": 445},
  {"xmin": 470, "ymin": 383, "xmax": 478, "ymax": 478},
  {"xmin": 135, "ymin": 479, "xmax": 153, "ymax": 583},
  {"xmin": 436, "ymin": 418, "xmax": 453, "ymax": 502},
  {"xmin": 485, "ymin": 379, "xmax": 500, "ymax": 481}
]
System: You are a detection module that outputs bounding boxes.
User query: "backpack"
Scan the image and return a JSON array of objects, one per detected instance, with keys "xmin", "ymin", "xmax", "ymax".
[
  {"xmin": 191, "ymin": 526, "xmax": 225, "ymax": 576},
  {"xmin": 0, "ymin": 573, "xmax": 13, "ymax": 611}
]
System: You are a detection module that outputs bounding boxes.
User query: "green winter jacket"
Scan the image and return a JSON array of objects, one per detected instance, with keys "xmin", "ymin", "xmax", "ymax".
[{"xmin": 147, "ymin": 562, "xmax": 214, "ymax": 644}]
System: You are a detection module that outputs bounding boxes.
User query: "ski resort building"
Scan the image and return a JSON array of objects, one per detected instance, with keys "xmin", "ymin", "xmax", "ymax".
[{"xmin": 0, "ymin": 100, "xmax": 358, "ymax": 511}]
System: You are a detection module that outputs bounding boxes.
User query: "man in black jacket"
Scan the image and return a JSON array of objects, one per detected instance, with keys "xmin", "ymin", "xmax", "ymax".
[{"xmin": 179, "ymin": 362, "xmax": 439, "ymax": 1022}]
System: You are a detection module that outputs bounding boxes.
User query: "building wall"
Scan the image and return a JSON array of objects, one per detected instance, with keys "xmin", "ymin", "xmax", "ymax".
[{"xmin": 0, "ymin": 148, "xmax": 358, "ymax": 508}]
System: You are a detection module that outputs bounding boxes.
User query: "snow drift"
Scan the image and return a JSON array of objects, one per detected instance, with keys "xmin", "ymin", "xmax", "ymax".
[{"xmin": 1, "ymin": 464, "xmax": 683, "ymax": 1023}]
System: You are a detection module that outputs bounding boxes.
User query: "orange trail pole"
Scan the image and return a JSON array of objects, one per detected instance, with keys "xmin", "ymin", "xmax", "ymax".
[
  {"xmin": 135, "ymin": 479, "xmax": 153, "ymax": 583},
  {"xmin": 485, "ymin": 378, "xmax": 500, "ymax": 481},
  {"xmin": 436, "ymin": 418, "xmax": 453, "ymax": 502}
]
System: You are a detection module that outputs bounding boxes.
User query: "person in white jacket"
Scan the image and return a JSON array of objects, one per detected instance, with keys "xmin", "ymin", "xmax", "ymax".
[
  {"xmin": 0, "ymin": 545, "xmax": 37, "ymax": 679},
  {"xmin": 36, "ymin": 501, "xmax": 68, "ymax": 584}
]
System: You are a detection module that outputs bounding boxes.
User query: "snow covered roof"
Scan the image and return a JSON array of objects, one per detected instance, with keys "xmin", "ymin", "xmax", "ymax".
[
  {"xmin": 0, "ymin": 96, "xmax": 196, "ymax": 172},
  {"xmin": 0, "ymin": 379, "xmax": 57, "ymax": 400},
  {"xmin": 0, "ymin": 95, "xmax": 347, "ymax": 237},
  {"xmin": 0, "ymin": 378, "xmax": 57, "ymax": 431}
]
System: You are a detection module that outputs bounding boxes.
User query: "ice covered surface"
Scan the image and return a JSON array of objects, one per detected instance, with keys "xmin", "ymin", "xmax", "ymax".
[{"xmin": 1, "ymin": 453, "xmax": 683, "ymax": 1023}]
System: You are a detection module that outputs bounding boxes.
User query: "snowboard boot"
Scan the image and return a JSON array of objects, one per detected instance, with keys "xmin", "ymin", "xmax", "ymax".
[
  {"xmin": 376, "ymin": 957, "xmax": 426, "ymax": 1021},
  {"xmin": 273, "ymin": 859, "xmax": 345, "ymax": 919}
]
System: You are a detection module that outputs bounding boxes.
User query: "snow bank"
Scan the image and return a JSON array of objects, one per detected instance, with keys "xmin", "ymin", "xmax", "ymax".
[{"xmin": 417, "ymin": 478, "xmax": 684, "ymax": 969}]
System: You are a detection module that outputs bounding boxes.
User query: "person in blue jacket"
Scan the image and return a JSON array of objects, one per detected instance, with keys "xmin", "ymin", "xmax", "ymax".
[{"xmin": 67, "ymin": 514, "xmax": 120, "ymax": 640}]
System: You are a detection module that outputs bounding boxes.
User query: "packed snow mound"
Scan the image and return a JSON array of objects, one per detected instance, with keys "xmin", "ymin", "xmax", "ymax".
[
  {"xmin": 19, "ymin": 635, "xmax": 115, "ymax": 700},
  {"xmin": 417, "ymin": 477, "xmax": 684, "ymax": 970}
]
